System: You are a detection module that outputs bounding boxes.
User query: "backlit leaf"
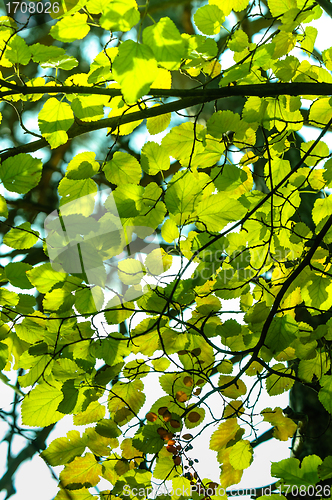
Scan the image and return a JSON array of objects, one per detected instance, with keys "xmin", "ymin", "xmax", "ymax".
[
  {"xmin": 60, "ymin": 453, "xmax": 102, "ymax": 488},
  {"xmin": 0, "ymin": 154, "xmax": 42, "ymax": 194},
  {"xmin": 21, "ymin": 383, "xmax": 64, "ymax": 427},
  {"xmin": 38, "ymin": 98, "xmax": 74, "ymax": 149},
  {"xmin": 112, "ymin": 40, "xmax": 158, "ymax": 103},
  {"xmin": 229, "ymin": 440, "xmax": 253, "ymax": 470},
  {"xmin": 50, "ymin": 12, "xmax": 90, "ymax": 42},
  {"xmin": 210, "ymin": 419, "xmax": 240, "ymax": 451}
]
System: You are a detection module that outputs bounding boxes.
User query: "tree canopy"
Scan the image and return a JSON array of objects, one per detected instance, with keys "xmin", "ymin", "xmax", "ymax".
[{"xmin": 1, "ymin": 0, "xmax": 332, "ymax": 498}]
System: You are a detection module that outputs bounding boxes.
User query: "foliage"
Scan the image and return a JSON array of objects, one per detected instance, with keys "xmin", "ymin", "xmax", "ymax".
[{"xmin": 1, "ymin": 0, "xmax": 332, "ymax": 498}]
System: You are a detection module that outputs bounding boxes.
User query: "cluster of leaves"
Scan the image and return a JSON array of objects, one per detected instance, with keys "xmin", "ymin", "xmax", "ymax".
[{"xmin": 1, "ymin": 0, "xmax": 332, "ymax": 498}]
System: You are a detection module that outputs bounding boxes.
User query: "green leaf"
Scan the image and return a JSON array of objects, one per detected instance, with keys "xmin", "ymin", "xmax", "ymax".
[
  {"xmin": 58, "ymin": 177, "xmax": 98, "ymax": 216},
  {"xmin": 268, "ymin": 0, "xmax": 297, "ymax": 17},
  {"xmin": 161, "ymin": 218, "xmax": 179, "ymax": 243},
  {"xmin": 0, "ymin": 288, "xmax": 19, "ymax": 307},
  {"xmin": 100, "ymin": 0, "xmax": 140, "ymax": 32},
  {"xmin": 91, "ymin": 336, "xmax": 129, "ymax": 366},
  {"xmin": 58, "ymin": 380, "xmax": 80, "ymax": 414},
  {"xmin": 312, "ymin": 196, "xmax": 332, "ymax": 227},
  {"xmin": 300, "ymin": 140, "xmax": 329, "ymax": 167},
  {"xmin": 172, "ymin": 477, "xmax": 191, "ymax": 499},
  {"xmin": 271, "ymin": 455, "xmax": 322, "ymax": 486},
  {"xmin": 73, "ymin": 401, "xmax": 105, "ymax": 425},
  {"xmin": 210, "ymin": 419, "xmax": 240, "ymax": 451},
  {"xmin": 112, "ymin": 469, "xmax": 152, "ymax": 496},
  {"xmin": 112, "ymin": 40, "xmax": 158, "ymax": 103},
  {"xmin": 194, "ymin": 5, "xmax": 225, "ymax": 36},
  {"xmin": 185, "ymin": 407, "xmax": 205, "ymax": 429},
  {"xmin": 301, "ymin": 27, "xmax": 317, "ymax": 54},
  {"xmin": 26, "ymin": 263, "xmax": 67, "ymax": 293},
  {"xmin": 265, "ymin": 363, "xmax": 295, "ymax": 396},
  {"xmin": 264, "ymin": 158, "xmax": 291, "ymax": 187},
  {"xmin": 0, "ymin": 342, "xmax": 9, "ymax": 371},
  {"xmin": 229, "ymin": 440, "xmax": 253, "ymax": 470},
  {"xmin": 103, "ymin": 152, "xmax": 141, "ymax": 185},
  {"xmin": 75, "ymin": 287, "xmax": 104, "ymax": 315},
  {"xmin": 0, "ymin": 153, "xmax": 42, "ymax": 194},
  {"xmin": 0, "ymin": 193, "xmax": 8, "ymax": 218},
  {"xmin": 41, "ymin": 430, "xmax": 88, "ymax": 466},
  {"xmin": 318, "ymin": 375, "xmax": 332, "ymax": 413},
  {"xmin": 146, "ymin": 106, "xmax": 171, "ymax": 135},
  {"xmin": 318, "ymin": 456, "xmax": 332, "ymax": 481},
  {"xmin": 212, "ymin": 165, "xmax": 247, "ymax": 193},
  {"xmin": 164, "ymin": 170, "xmax": 202, "ymax": 221},
  {"xmin": 71, "ymin": 96, "xmax": 104, "ymax": 122},
  {"xmin": 59, "ymin": 453, "xmax": 102, "ymax": 488},
  {"xmin": 4, "ymin": 262, "xmax": 33, "ymax": 289},
  {"xmin": 3, "ymin": 222, "xmax": 39, "ymax": 249},
  {"xmin": 95, "ymin": 419, "xmax": 121, "ymax": 438},
  {"xmin": 298, "ymin": 352, "xmax": 330, "ymax": 382},
  {"xmin": 53, "ymin": 358, "xmax": 85, "ymax": 381},
  {"xmin": 7, "ymin": 35, "xmax": 31, "ymax": 65},
  {"xmin": 66, "ymin": 151, "xmax": 100, "ymax": 180},
  {"xmin": 153, "ymin": 448, "xmax": 180, "ymax": 480},
  {"xmin": 118, "ymin": 258, "xmax": 145, "ymax": 285},
  {"xmin": 143, "ymin": 17, "xmax": 186, "ymax": 70},
  {"xmin": 309, "ymin": 98, "xmax": 332, "ymax": 127},
  {"xmin": 261, "ymin": 407, "xmax": 297, "ymax": 441},
  {"xmin": 108, "ymin": 379, "xmax": 145, "ymax": 425},
  {"xmin": 50, "ymin": 12, "xmax": 90, "ymax": 42},
  {"xmin": 103, "ymin": 297, "xmax": 135, "ymax": 325},
  {"xmin": 15, "ymin": 313, "xmax": 53, "ymax": 344},
  {"xmin": 161, "ymin": 122, "xmax": 204, "ymax": 162},
  {"xmin": 207, "ymin": 110, "xmax": 241, "ymax": 139},
  {"xmin": 196, "ymin": 194, "xmax": 247, "ymax": 232},
  {"xmin": 38, "ymin": 98, "xmax": 75, "ymax": 149},
  {"xmin": 141, "ymin": 141, "xmax": 170, "ymax": 175},
  {"xmin": 265, "ymin": 315, "xmax": 299, "ymax": 354},
  {"xmin": 31, "ymin": 43, "xmax": 78, "ymax": 70},
  {"xmin": 301, "ymin": 271, "xmax": 332, "ymax": 311},
  {"xmin": 21, "ymin": 383, "xmax": 64, "ymax": 427},
  {"xmin": 132, "ymin": 424, "xmax": 164, "ymax": 454}
]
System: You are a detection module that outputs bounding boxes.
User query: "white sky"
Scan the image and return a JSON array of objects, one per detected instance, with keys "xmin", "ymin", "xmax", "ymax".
[{"xmin": 1, "ymin": 4, "xmax": 332, "ymax": 500}]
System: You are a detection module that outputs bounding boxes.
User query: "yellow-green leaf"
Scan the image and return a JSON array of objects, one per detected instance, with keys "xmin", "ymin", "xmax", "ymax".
[
  {"xmin": 73, "ymin": 401, "xmax": 105, "ymax": 425},
  {"xmin": 210, "ymin": 419, "xmax": 240, "ymax": 451},
  {"xmin": 103, "ymin": 152, "xmax": 141, "ymax": 185},
  {"xmin": 60, "ymin": 453, "xmax": 102, "ymax": 488},
  {"xmin": 266, "ymin": 363, "xmax": 295, "ymax": 396},
  {"xmin": 143, "ymin": 17, "xmax": 186, "ymax": 70},
  {"xmin": 50, "ymin": 12, "xmax": 90, "ymax": 42},
  {"xmin": 41, "ymin": 430, "xmax": 88, "ymax": 466},
  {"xmin": 141, "ymin": 141, "xmax": 170, "ymax": 175},
  {"xmin": 38, "ymin": 98, "xmax": 74, "ymax": 149},
  {"xmin": 161, "ymin": 218, "xmax": 179, "ymax": 243},
  {"xmin": 194, "ymin": 5, "xmax": 225, "ymax": 36},
  {"xmin": 112, "ymin": 40, "xmax": 158, "ymax": 103},
  {"xmin": 229, "ymin": 440, "xmax": 253, "ymax": 470},
  {"xmin": 261, "ymin": 407, "xmax": 297, "ymax": 440},
  {"xmin": 66, "ymin": 151, "xmax": 100, "ymax": 180},
  {"xmin": 0, "ymin": 154, "xmax": 42, "ymax": 194},
  {"xmin": 100, "ymin": 0, "xmax": 140, "ymax": 32},
  {"xmin": 21, "ymin": 383, "xmax": 64, "ymax": 427},
  {"xmin": 3, "ymin": 222, "xmax": 39, "ymax": 249}
]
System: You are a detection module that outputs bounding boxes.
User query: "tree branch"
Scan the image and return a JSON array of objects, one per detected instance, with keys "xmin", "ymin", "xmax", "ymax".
[
  {"xmin": 0, "ymin": 424, "xmax": 55, "ymax": 498},
  {"xmin": 1, "ymin": 81, "xmax": 332, "ymax": 99},
  {"xmin": 1, "ymin": 82, "xmax": 332, "ymax": 161}
]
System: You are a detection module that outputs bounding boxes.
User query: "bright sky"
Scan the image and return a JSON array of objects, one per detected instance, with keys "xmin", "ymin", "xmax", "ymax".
[{"xmin": 0, "ymin": 4, "xmax": 332, "ymax": 500}]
